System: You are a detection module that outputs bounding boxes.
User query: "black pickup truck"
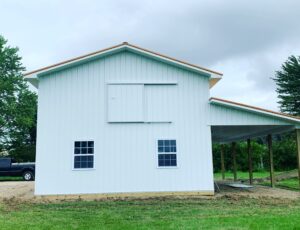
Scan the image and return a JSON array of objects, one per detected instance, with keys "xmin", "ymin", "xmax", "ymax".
[{"xmin": 0, "ymin": 158, "xmax": 35, "ymax": 181}]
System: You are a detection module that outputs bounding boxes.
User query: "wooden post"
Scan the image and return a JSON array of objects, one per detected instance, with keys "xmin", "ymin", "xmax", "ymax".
[
  {"xmin": 221, "ymin": 144, "xmax": 225, "ymax": 180},
  {"xmin": 296, "ymin": 129, "xmax": 300, "ymax": 187},
  {"xmin": 231, "ymin": 142, "xmax": 237, "ymax": 181},
  {"xmin": 247, "ymin": 139, "xmax": 253, "ymax": 185},
  {"xmin": 267, "ymin": 134, "xmax": 275, "ymax": 188}
]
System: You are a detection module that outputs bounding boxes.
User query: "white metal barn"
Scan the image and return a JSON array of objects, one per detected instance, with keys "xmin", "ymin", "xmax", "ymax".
[{"xmin": 25, "ymin": 42, "xmax": 300, "ymax": 196}]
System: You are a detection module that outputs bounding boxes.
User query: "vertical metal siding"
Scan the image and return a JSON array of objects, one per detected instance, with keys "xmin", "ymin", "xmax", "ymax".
[
  {"xmin": 209, "ymin": 104, "xmax": 294, "ymax": 126},
  {"xmin": 35, "ymin": 51, "xmax": 213, "ymax": 195}
]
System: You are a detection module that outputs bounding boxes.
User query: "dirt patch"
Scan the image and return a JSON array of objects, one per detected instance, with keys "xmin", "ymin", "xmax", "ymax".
[
  {"xmin": 0, "ymin": 181, "xmax": 299, "ymax": 204},
  {"xmin": 0, "ymin": 181, "xmax": 34, "ymax": 200},
  {"xmin": 215, "ymin": 182, "xmax": 300, "ymax": 200}
]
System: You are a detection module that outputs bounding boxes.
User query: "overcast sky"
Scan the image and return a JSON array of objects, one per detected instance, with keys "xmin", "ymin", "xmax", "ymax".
[{"xmin": 1, "ymin": 0, "xmax": 300, "ymax": 111}]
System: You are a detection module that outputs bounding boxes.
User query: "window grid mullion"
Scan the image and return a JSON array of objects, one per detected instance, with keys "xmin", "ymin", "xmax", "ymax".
[
  {"xmin": 74, "ymin": 141, "xmax": 94, "ymax": 169},
  {"xmin": 157, "ymin": 139, "xmax": 177, "ymax": 167}
]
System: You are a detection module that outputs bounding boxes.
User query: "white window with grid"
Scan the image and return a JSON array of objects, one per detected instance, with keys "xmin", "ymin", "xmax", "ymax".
[{"xmin": 73, "ymin": 141, "xmax": 94, "ymax": 169}]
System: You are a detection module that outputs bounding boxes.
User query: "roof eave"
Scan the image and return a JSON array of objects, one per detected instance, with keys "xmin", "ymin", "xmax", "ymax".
[
  {"xmin": 24, "ymin": 74, "xmax": 38, "ymax": 88},
  {"xmin": 209, "ymin": 74, "xmax": 222, "ymax": 88}
]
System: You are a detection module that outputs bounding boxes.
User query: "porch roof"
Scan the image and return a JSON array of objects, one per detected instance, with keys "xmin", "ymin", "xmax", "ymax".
[{"xmin": 209, "ymin": 98, "xmax": 300, "ymax": 143}]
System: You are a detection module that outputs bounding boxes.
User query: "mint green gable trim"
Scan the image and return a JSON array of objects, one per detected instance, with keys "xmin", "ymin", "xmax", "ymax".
[
  {"xmin": 37, "ymin": 48, "xmax": 124, "ymax": 78},
  {"xmin": 37, "ymin": 46, "xmax": 211, "ymax": 79},
  {"xmin": 126, "ymin": 48, "xmax": 211, "ymax": 78}
]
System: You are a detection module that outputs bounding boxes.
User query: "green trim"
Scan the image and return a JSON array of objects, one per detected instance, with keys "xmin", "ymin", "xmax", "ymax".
[{"xmin": 37, "ymin": 46, "xmax": 212, "ymax": 79}]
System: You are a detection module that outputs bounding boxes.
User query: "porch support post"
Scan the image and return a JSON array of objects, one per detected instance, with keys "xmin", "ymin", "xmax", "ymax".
[
  {"xmin": 296, "ymin": 129, "xmax": 300, "ymax": 187},
  {"xmin": 221, "ymin": 144, "xmax": 225, "ymax": 180},
  {"xmin": 231, "ymin": 142, "xmax": 237, "ymax": 181},
  {"xmin": 247, "ymin": 139, "xmax": 253, "ymax": 185},
  {"xmin": 267, "ymin": 134, "xmax": 275, "ymax": 188}
]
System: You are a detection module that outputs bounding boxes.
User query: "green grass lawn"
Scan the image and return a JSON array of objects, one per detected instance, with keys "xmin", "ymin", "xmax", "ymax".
[
  {"xmin": 259, "ymin": 178, "xmax": 300, "ymax": 191},
  {"xmin": 277, "ymin": 178, "xmax": 299, "ymax": 190},
  {"xmin": 214, "ymin": 170, "xmax": 276, "ymax": 180},
  {"xmin": 0, "ymin": 176, "xmax": 23, "ymax": 181},
  {"xmin": 214, "ymin": 170, "xmax": 300, "ymax": 191},
  {"xmin": 1, "ymin": 197, "xmax": 300, "ymax": 230}
]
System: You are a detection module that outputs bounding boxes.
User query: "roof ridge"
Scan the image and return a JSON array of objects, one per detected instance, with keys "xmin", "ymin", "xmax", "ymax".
[
  {"xmin": 125, "ymin": 43, "xmax": 223, "ymax": 76},
  {"xmin": 24, "ymin": 42, "xmax": 223, "ymax": 77}
]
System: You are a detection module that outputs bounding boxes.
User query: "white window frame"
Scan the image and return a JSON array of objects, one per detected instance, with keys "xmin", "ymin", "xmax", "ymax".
[
  {"xmin": 156, "ymin": 138, "xmax": 178, "ymax": 169},
  {"xmin": 72, "ymin": 140, "xmax": 95, "ymax": 171}
]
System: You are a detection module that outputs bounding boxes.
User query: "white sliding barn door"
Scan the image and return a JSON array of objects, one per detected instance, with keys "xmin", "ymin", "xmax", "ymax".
[
  {"xmin": 145, "ymin": 85, "xmax": 174, "ymax": 122},
  {"xmin": 107, "ymin": 84, "xmax": 144, "ymax": 122}
]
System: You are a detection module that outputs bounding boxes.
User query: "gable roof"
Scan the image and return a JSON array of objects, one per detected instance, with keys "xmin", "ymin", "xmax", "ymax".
[
  {"xmin": 210, "ymin": 97, "xmax": 300, "ymax": 124},
  {"xmin": 24, "ymin": 42, "xmax": 222, "ymax": 89}
]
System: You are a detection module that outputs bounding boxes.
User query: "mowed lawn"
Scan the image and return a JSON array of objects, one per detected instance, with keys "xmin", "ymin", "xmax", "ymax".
[
  {"xmin": 276, "ymin": 178, "xmax": 299, "ymax": 190},
  {"xmin": 214, "ymin": 170, "xmax": 300, "ymax": 191},
  {"xmin": 0, "ymin": 176, "xmax": 23, "ymax": 181},
  {"xmin": 1, "ymin": 197, "xmax": 300, "ymax": 230},
  {"xmin": 214, "ymin": 171, "xmax": 282, "ymax": 180}
]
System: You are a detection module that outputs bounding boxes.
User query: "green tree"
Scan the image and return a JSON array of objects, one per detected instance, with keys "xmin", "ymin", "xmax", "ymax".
[
  {"xmin": 212, "ymin": 140, "xmax": 267, "ymax": 173},
  {"xmin": 0, "ymin": 35, "xmax": 37, "ymax": 162},
  {"xmin": 273, "ymin": 55, "xmax": 300, "ymax": 116},
  {"xmin": 272, "ymin": 134, "xmax": 297, "ymax": 171}
]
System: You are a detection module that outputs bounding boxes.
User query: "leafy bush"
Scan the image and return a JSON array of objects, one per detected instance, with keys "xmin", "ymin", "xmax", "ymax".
[{"xmin": 213, "ymin": 132, "xmax": 297, "ymax": 172}]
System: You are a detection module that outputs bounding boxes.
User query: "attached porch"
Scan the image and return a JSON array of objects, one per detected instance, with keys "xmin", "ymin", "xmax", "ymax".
[{"xmin": 209, "ymin": 97, "xmax": 300, "ymax": 188}]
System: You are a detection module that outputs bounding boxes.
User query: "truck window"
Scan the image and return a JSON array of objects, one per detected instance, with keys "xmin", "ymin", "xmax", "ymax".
[{"xmin": 0, "ymin": 158, "xmax": 11, "ymax": 167}]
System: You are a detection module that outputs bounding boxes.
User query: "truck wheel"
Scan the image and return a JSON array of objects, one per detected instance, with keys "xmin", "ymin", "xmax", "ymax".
[{"xmin": 23, "ymin": 171, "xmax": 34, "ymax": 181}]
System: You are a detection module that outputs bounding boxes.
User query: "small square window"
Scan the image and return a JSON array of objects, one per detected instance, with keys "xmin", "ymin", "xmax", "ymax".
[
  {"xmin": 74, "ymin": 141, "xmax": 94, "ymax": 169},
  {"xmin": 157, "ymin": 139, "xmax": 177, "ymax": 167}
]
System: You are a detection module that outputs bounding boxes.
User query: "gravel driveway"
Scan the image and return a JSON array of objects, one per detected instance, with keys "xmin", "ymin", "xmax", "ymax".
[{"xmin": 0, "ymin": 181, "xmax": 34, "ymax": 200}]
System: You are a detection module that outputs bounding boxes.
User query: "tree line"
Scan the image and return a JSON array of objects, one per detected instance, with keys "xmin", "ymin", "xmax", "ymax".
[
  {"xmin": 213, "ymin": 133, "xmax": 297, "ymax": 172},
  {"xmin": 0, "ymin": 35, "xmax": 37, "ymax": 162}
]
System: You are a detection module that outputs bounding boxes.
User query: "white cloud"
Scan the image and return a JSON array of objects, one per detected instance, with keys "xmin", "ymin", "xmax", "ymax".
[{"xmin": 1, "ymin": 0, "xmax": 300, "ymax": 111}]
